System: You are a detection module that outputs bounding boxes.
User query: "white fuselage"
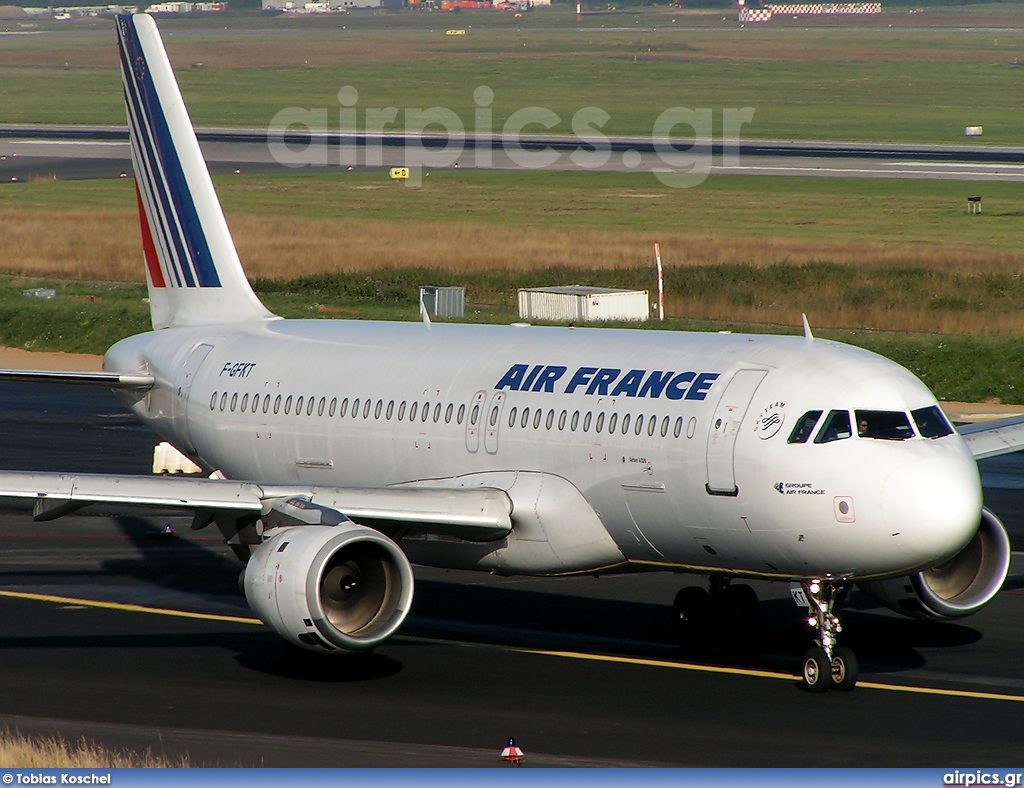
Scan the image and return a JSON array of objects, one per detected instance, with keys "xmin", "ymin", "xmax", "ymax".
[{"xmin": 105, "ymin": 318, "xmax": 983, "ymax": 583}]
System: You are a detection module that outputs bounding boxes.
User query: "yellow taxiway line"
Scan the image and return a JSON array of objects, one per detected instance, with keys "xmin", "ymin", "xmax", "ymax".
[{"xmin": 4, "ymin": 589, "xmax": 1023, "ymax": 703}]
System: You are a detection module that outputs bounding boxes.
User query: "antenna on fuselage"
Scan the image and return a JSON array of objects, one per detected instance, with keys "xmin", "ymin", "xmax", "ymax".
[
  {"xmin": 802, "ymin": 313, "xmax": 814, "ymax": 344},
  {"xmin": 419, "ymin": 292, "xmax": 432, "ymax": 330}
]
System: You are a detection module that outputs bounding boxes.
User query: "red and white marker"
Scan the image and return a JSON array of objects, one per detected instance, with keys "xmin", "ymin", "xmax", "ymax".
[
  {"xmin": 501, "ymin": 737, "xmax": 524, "ymax": 764},
  {"xmin": 654, "ymin": 242, "xmax": 664, "ymax": 321}
]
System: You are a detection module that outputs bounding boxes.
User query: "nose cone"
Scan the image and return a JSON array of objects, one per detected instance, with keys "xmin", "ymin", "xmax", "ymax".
[{"xmin": 882, "ymin": 453, "xmax": 982, "ymax": 566}]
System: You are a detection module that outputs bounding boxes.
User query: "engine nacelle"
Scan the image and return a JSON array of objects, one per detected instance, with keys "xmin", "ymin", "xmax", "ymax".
[
  {"xmin": 244, "ymin": 521, "xmax": 414, "ymax": 652},
  {"xmin": 858, "ymin": 507, "xmax": 1011, "ymax": 619}
]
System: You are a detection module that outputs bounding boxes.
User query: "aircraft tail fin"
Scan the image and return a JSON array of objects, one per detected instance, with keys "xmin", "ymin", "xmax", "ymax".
[{"xmin": 116, "ymin": 13, "xmax": 273, "ymax": 330}]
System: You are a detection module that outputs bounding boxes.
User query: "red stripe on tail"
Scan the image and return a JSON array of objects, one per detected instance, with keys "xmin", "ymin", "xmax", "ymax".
[{"xmin": 135, "ymin": 181, "xmax": 165, "ymax": 288}]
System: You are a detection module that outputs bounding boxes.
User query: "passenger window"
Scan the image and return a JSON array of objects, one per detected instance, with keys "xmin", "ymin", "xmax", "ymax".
[
  {"xmin": 375, "ymin": 400, "xmax": 383, "ymax": 419},
  {"xmin": 583, "ymin": 412, "xmax": 592, "ymax": 432},
  {"xmin": 423, "ymin": 402, "xmax": 431, "ymax": 422},
  {"xmin": 241, "ymin": 393, "xmax": 249, "ymax": 412},
  {"xmin": 596, "ymin": 413, "xmax": 605, "ymax": 433},
  {"xmin": 363, "ymin": 399, "xmax": 372, "ymax": 419},
  {"xmin": 470, "ymin": 404, "xmax": 478, "ymax": 425},
  {"xmin": 307, "ymin": 397, "xmax": 315, "ymax": 416},
  {"xmin": 621, "ymin": 414, "xmax": 631, "ymax": 434},
  {"xmin": 434, "ymin": 403, "xmax": 441, "ymax": 422},
  {"xmin": 814, "ymin": 410, "xmax": 852, "ymax": 444},
  {"xmin": 856, "ymin": 410, "xmax": 914, "ymax": 441},
  {"xmin": 273, "ymin": 395, "xmax": 281, "ymax": 414},
  {"xmin": 210, "ymin": 392, "xmax": 217, "ymax": 411},
  {"xmin": 398, "ymin": 401, "xmax": 406, "ymax": 420},
  {"xmin": 411, "ymin": 402, "xmax": 419, "ymax": 421},
  {"xmin": 571, "ymin": 411, "xmax": 580, "ymax": 431},
  {"xmin": 546, "ymin": 409, "xmax": 554, "ymax": 430},
  {"xmin": 446, "ymin": 404, "xmax": 454, "ymax": 423},
  {"xmin": 295, "ymin": 396, "xmax": 303, "ymax": 415},
  {"xmin": 329, "ymin": 397, "xmax": 337, "ymax": 417},
  {"xmin": 252, "ymin": 395, "xmax": 260, "ymax": 414},
  {"xmin": 673, "ymin": 416, "xmax": 683, "ymax": 438},
  {"xmin": 340, "ymin": 398, "xmax": 349, "ymax": 417},
  {"xmin": 230, "ymin": 393, "xmax": 238, "ymax": 412},
  {"xmin": 352, "ymin": 398, "xmax": 360, "ymax": 417},
  {"xmin": 508, "ymin": 407, "xmax": 518, "ymax": 428},
  {"xmin": 220, "ymin": 392, "xmax": 227, "ymax": 411},
  {"xmin": 489, "ymin": 405, "xmax": 499, "ymax": 426},
  {"xmin": 458, "ymin": 404, "xmax": 466, "ymax": 424},
  {"xmin": 912, "ymin": 405, "xmax": 954, "ymax": 439},
  {"xmin": 285, "ymin": 395, "xmax": 293, "ymax": 415},
  {"xmin": 318, "ymin": 397, "xmax": 326, "ymax": 417},
  {"xmin": 263, "ymin": 395, "xmax": 270, "ymax": 414},
  {"xmin": 386, "ymin": 401, "xmax": 394, "ymax": 420},
  {"xmin": 661, "ymin": 416, "xmax": 670, "ymax": 437},
  {"xmin": 635, "ymin": 415, "xmax": 644, "ymax": 436},
  {"xmin": 788, "ymin": 410, "xmax": 823, "ymax": 444},
  {"xmin": 533, "ymin": 409, "xmax": 542, "ymax": 429},
  {"xmin": 558, "ymin": 410, "xmax": 567, "ymax": 430},
  {"xmin": 647, "ymin": 415, "xmax": 657, "ymax": 436},
  {"xmin": 608, "ymin": 413, "xmax": 618, "ymax": 434},
  {"xmin": 521, "ymin": 408, "xmax": 530, "ymax": 429}
]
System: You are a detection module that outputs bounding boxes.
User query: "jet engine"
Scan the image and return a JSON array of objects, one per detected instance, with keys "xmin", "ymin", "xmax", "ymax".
[
  {"xmin": 244, "ymin": 520, "xmax": 414, "ymax": 652},
  {"xmin": 858, "ymin": 507, "xmax": 1011, "ymax": 619}
]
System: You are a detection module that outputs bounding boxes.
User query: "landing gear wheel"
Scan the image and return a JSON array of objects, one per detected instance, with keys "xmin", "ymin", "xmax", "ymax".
[
  {"xmin": 671, "ymin": 586, "xmax": 711, "ymax": 648},
  {"xmin": 723, "ymin": 583, "xmax": 761, "ymax": 633},
  {"xmin": 801, "ymin": 647, "xmax": 831, "ymax": 693},
  {"xmin": 829, "ymin": 646, "xmax": 858, "ymax": 691}
]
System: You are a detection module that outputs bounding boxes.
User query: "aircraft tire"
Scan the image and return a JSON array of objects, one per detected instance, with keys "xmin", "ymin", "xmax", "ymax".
[
  {"xmin": 829, "ymin": 646, "xmax": 858, "ymax": 691},
  {"xmin": 671, "ymin": 586, "xmax": 711, "ymax": 647},
  {"xmin": 801, "ymin": 647, "xmax": 831, "ymax": 692}
]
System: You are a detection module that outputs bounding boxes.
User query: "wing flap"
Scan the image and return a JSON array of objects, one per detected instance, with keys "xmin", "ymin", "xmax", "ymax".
[
  {"xmin": 957, "ymin": 415, "xmax": 1024, "ymax": 459},
  {"xmin": 0, "ymin": 471, "xmax": 512, "ymax": 541}
]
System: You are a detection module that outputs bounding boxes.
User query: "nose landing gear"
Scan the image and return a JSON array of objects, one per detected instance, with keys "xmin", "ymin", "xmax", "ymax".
[{"xmin": 800, "ymin": 579, "xmax": 858, "ymax": 692}]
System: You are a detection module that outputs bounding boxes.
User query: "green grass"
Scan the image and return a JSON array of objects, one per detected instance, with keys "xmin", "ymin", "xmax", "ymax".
[
  {"xmin": 3, "ymin": 274, "xmax": 1024, "ymax": 403},
  {"xmin": 1, "ymin": 14, "xmax": 1023, "ymax": 142}
]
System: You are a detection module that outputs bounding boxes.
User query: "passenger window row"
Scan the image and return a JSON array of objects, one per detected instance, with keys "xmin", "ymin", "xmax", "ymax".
[
  {"xmin": 505, "ymin": 405, "xmax": 692, "ymax": 439},
  {"xmin": 209, "ymin": 391, "xmax": 467, "ymax": 426},
  {"xmin": 788, "ymin": 405, "xmax": 953, "ymax": 445}
]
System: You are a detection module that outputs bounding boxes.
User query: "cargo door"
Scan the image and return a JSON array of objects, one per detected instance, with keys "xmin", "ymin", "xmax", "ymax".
[{"xmin": 705, "ymin": 369, "xmax": 766, "ymax": 496}]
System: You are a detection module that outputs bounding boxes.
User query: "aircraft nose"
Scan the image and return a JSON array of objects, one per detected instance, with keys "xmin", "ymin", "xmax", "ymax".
[{"xmin": 881, "ymin": 453, "xmax": 982, "ymax": 565}]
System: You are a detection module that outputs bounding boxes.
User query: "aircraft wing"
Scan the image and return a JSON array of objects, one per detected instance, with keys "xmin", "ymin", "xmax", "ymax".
[
  {"xmin": 0, "ymin": 471, "xmax": 512, "ymax": 541},
  {"xmin": 0, "ymin": 369, "xmax": 154, "ymax": 390},
  {"xmin": 957, "ymin": 415, "xmax": 1024, "ymax": 460}
]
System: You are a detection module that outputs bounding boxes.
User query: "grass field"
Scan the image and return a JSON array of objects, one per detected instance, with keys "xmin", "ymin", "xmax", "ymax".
[{"xmin": 1, "ymin": 7, "xmax": 1023, "ymax": 142}]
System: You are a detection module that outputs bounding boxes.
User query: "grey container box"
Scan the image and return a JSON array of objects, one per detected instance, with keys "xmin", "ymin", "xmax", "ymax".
[{"xmin": 419, "ymin": 286, "xmax": 465, "ymax": 318}]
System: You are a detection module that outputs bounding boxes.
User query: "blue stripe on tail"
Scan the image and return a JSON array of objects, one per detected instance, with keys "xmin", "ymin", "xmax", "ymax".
[{"xmin": 116, "ymin": 14, "xmax": 221, "ymax": 288}]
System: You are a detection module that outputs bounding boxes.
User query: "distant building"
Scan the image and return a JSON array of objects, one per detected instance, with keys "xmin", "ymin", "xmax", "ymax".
[
  {"xmin": 146, "ymin": 1, "xmax": 227, "ymax": 11},
  {"xmin": 262, "ymin": 0, "xmax": 380, "ymax": 9}
]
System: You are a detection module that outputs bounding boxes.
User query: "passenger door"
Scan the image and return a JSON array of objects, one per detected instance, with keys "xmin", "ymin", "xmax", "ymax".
[{"xmin": 705, "ymin": 369, "xmax": 767, "ymax": 496}]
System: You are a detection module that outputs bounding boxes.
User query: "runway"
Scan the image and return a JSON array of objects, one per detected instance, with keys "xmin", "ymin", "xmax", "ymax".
[
  {"xmin": 2, "ymin": 126, "xmax": 1023, "ymax": 182},
  {"xmin": 1, "ymin": 382, "xmax": 1024, "ymax": 765}
]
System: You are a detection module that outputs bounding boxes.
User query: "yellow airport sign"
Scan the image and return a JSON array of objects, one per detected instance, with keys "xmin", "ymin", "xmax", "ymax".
[
  {"xmin": 390, "ymin": 167, "xmax": 410, "ymax": 180},
  {"xmin": 446, "ymin": 29, "xmax": 466, "ymax": 36}
]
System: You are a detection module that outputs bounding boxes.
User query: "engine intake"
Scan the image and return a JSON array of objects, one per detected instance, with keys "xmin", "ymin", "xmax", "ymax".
[
  {"xmin": 859, "ymin": 507, "xmax": 1011, "ymax": 619},
  {"xmin": 245, "ymin": 520, "xmax": 414, "ymax": 652}
]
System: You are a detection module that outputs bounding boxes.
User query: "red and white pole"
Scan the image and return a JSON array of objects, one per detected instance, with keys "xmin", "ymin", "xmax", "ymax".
[
  {"xmin": 576, "ymin": 0, "xmax": 581, "ymax": 22},
  {"xmin": 655, "ymin": 242, "xmax": 664, "ymax": 321}
]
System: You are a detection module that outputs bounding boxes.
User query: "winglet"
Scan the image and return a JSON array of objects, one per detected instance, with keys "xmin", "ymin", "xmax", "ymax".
[{"xmin": 802, "ymin": 313, "xmax": 814, "ymax": 344}]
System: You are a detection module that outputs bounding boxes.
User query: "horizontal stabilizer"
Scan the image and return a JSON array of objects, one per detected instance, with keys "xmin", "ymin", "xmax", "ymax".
[
  {"xmin": 0, "ymin": 369, "xmax": 154, "ymax": 390},
  {"xmin": 957, "ymin": 415, "xmax": 1024, "ymax": 460},
  {"xmin": 0, "ymin": 471, "xmax": 512, "ymax": 542}
]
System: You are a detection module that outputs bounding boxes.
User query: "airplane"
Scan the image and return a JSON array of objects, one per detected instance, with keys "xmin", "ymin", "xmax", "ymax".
[{"xmin": 0, "ymin": 12, "xmax": 1022, "ymax": 693}]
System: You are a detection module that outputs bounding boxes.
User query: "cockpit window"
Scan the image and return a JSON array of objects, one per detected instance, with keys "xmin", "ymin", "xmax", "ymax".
[
  {"xmin": 912, "ymin": 405, "xmax": 954, "ymax": 439},
  {"xmin": 814, "ymin": 410, "xmax": 852, "ymax": 444},
  {"xmin": 855, "ymin": 410, "xmax": 914, "ymax": 441},
  {"xmin": 788, "ymin": 410, "xmax": 823, "ymax": 444}
]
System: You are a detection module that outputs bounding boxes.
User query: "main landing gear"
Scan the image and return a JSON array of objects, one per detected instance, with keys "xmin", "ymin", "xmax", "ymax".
[
  {"xmin": 671, "ymin": 577, "xmax": 761, "ymax": 651},
  {"xmin": 800, "ymin": 579, "xmax": 858, "ymax": 692}
]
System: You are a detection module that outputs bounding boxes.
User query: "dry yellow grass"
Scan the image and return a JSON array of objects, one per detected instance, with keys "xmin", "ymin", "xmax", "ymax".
[
  {"xmin": 0, "ymin": 730, "xmax": 184, "ymax": 767},
  {"xmin": 5, "ymin": 209, "xmax": 1024, "ymax": 335}
]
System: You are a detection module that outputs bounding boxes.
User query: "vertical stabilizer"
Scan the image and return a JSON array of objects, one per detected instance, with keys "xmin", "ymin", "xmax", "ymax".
[{"xmin": 116, "ymin": 14, "xmax": 274, "ymax": 330}]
